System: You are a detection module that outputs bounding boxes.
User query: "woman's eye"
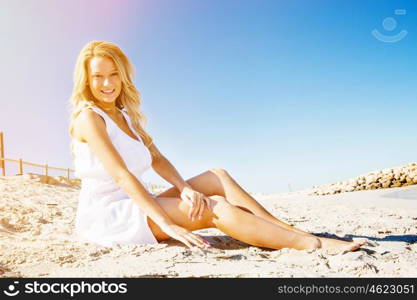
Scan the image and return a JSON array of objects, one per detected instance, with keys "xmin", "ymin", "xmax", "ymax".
[{"xmin": 111, "ymin": 73, "xmax": 118, "ymax": 76}]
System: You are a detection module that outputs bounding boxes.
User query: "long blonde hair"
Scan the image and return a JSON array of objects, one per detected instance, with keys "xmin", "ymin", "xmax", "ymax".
[{"xmin": 67, "ymin": 41, "xmax": 158, "ymax": 162}]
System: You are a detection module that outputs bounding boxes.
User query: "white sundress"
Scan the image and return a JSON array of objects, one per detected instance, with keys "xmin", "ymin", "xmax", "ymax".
[{"xmin": 72, "ymin": 105, "xmax": 159, "ymax": 247}]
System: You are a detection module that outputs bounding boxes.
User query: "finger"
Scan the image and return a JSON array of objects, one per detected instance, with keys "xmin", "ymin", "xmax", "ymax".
[
  {"xmin": 188, "ymin": 205, "xmax": 194, "ymax": 220},
  {"xmin": 204, "ymin": 197, "xmax": 213, "ymax": 211},
  {"xmin": 190, "ymin": 201, "xmax": 199, "ymax": 221},
  {"xmin": 186, "ymin": 232, "xmax": 207, "ymax": 248},
  {"xmin": 186, "ymin": 195, "xmax": 194, "ymax": 206},
  {"xmin": 187, "ymin": 196, "xmax": 195, "ymax": 219},
  {"xmin": 197, "ymin": 198, "xmax": 206, "ymax": 220},
  {"xmin": 178, "ymin": 236, "xmax": 193, "ymax": 249},
  {"xmin": 180, "ymin": 232, "xmax": 200, "ymax": 249},
  {"xmin": 190, "ymin": 198, "xmax": 200, "ymax": 221},
  {"xmin": 176, "ymin": 231, "xmax": 197, "ymax": 249},
  {"xmin": 190, "ymin": 203, "xmax": 196, "ymax": 221}
]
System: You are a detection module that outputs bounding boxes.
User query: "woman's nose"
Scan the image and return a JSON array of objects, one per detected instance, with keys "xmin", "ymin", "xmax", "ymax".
[{"xmin": 103, "ymin": 77, "xmax": 112, "ymax": 87}]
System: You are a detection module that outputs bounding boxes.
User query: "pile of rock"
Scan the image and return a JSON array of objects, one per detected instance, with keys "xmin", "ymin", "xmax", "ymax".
[{"xmin": 309, "ymin": 162, "xmax": 417, "ymax": 195}]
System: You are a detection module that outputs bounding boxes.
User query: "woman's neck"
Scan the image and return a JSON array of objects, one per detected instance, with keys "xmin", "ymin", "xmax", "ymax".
[{"xmin": 95, "ymin": 101, "xmax": 118, "ymax": 115}]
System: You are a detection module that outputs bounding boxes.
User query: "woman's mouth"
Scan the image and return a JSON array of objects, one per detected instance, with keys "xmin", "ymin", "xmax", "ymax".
[{"xmin": 101, "ymin": 89, "xmax": 115, "ymax": 95}]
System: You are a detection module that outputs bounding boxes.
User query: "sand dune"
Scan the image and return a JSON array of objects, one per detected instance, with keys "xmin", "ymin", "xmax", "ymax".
[{"xmin": 1, "ymin": 174, "xmax": 416, "ymax": 277}]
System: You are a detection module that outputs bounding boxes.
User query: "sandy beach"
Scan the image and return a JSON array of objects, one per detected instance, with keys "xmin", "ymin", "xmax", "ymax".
[{"xmin": 1, "ymin": 174, "xmax": 416, "ymax": 278}]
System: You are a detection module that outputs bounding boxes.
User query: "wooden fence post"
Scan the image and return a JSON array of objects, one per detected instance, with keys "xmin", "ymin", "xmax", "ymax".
[
  {"xmin": 0, "ymin": 132, "xmax": 5, "ymax": 176},
  {"xmin": 18, "ymin": 159, "xmax": 23, "ymax": 175},
  {"xmin": 0, "ymin": 133, "xmax": 73, "ymax": 178}
]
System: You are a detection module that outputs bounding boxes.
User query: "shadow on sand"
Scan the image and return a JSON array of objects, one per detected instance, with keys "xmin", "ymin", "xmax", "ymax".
[{"xmin": 314, "ymin": 232, "xmax": 417, "ymax": 243}]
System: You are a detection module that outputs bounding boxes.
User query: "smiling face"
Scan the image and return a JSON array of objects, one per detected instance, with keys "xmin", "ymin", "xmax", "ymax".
[{"xmin": 87, "ymin": 56, "xmax": 122, "ymax": 105}]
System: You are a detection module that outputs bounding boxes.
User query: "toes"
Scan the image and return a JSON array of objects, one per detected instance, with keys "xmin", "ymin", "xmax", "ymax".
[
  {"xmin": 353, "ymin": 238, "xmax": 368, "ymax": 246},
  {"xmin": 341, "ymin": 241, "xmax": 365, "ymax": 254}
]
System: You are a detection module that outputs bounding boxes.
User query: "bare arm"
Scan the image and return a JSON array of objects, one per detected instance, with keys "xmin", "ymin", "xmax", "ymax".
[
  {"xmin": 149, "ymin": 144, "xmax": 191, "ymax": 193},
  {"xmin": 76, "ymin": 109, "xmax": 210, "ymax": 248},
  {"xmin": 76, "ymin": 109, "xmax": 177, "ymax": 228},
  {"xmin": 149, "ymin": 144, "xmax": 211, "ymax": 221}
]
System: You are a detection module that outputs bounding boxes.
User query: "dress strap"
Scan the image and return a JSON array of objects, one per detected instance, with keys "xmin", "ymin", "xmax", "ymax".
[
  {"xmin": 89, "ymin": 105, "xmax": 119, "ymax": 124},
  {"xmin": 87, "ymin": 105, "xmax": 108, "ymax": 119},
  {"xmin": 85, "ymin": 106, "xmax": 117, "ymax": 137},
  {"xmin": 120, "ymin": 109, "xmax": 143, "ymax": 143}
]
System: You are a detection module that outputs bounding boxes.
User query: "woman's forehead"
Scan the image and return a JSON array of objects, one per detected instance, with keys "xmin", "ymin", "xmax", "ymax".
[{"xmin": 88, "ymin": 56, "xmax": 117, "ymax": 73}]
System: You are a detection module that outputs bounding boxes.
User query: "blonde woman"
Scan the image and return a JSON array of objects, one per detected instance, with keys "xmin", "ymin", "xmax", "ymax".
[{"xmin": 68, "ymin": 41, "xmax": 366, "ymax": 253}]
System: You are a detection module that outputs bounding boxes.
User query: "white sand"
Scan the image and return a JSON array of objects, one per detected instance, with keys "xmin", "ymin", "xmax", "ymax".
[{"xmin": 1, "ymin": 174, "xmax": 416, "ymax": 277}]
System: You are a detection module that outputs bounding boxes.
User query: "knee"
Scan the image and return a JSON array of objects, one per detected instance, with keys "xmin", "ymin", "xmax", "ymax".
[
  {"xmin": 210, "ymin": 168, "xmax": 229, "ymax": 177},
  {"xmin": 204, "ymin": 195, "xmax": 231, "ymax": 226},
  {"xmin": 208, "ymin": 195, "xmax": 228, "ymax": 203},
  {"xmin": 207, "ymin": 195, "xmax": 232, "ymax": 212},
  {"xmin": 311, "ymin": 237, "xmax": 322, "ymax": 249}
]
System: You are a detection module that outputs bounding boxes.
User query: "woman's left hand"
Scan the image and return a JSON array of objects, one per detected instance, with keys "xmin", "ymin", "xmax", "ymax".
[{"xmin": 180, "ymin": 186, "xmax": 211, "ymax": 221}]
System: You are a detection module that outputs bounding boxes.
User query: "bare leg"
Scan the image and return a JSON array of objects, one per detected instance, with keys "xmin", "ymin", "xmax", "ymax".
[
  {"xmin": 207, "ymin": 170, "xmax": 366, "ymax": 251},
  {"xmin": 157, "ymin": 169, "xmax": 309, "ymax": 233},
  {"xmin": 147, "ymin": 196, "xmax": 321, "ymax": 250},
  {"xmin": 156, "ymin": 169, "xmax": 367, "ymax": 252},
  {"xmin": 211, "ymin": 169, "xmax": 365, "ymax": 252},
  {"xmin": 210, "ymin": 169, "xmax": 308, "ymax": 232}
]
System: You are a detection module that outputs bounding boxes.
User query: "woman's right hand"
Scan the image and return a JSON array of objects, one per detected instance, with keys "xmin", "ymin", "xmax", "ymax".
[
  {"xmin": 159, "ymin": 223, "xmax": 211, "ymax": 249},
  {"xmin": 180, "ymin": 186, "xmax": 212, "ymax": 222}
]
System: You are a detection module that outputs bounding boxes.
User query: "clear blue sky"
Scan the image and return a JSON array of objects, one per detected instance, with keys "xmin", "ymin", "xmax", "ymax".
[{"xmin": 1, "ymin": 0, "xmax": 417, "ymax": 193}]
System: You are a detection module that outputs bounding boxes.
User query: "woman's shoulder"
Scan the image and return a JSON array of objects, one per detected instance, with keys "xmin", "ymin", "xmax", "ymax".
[{"xmin": 73, "ymin": 107, "xmax": 106, "ymax": 143}]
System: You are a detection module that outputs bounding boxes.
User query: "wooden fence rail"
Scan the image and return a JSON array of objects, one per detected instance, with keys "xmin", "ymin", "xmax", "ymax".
[
  {"xmin": 0, "ymin": 131, "xmax": 74, "ymax": 179},
  {"xmin": 0, "ymin": 131, "xmax": 4, "ymax": 176}
]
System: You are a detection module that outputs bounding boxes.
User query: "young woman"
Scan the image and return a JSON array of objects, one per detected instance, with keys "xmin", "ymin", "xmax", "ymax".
[{"xmin": 68, "ymin": 41, "xmax": 366, "ymax": 253}]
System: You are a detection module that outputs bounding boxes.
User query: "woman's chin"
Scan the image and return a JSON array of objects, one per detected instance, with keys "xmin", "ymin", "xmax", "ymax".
[{"xmin": 99, "ymin": 97, "xmax": 117, "ymax": 103}]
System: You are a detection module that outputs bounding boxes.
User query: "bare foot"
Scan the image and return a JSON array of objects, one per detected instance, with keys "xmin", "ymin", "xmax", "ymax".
[{"xmin": 318, "ymin": 237, "xmax": 368, "ymax": 255}]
